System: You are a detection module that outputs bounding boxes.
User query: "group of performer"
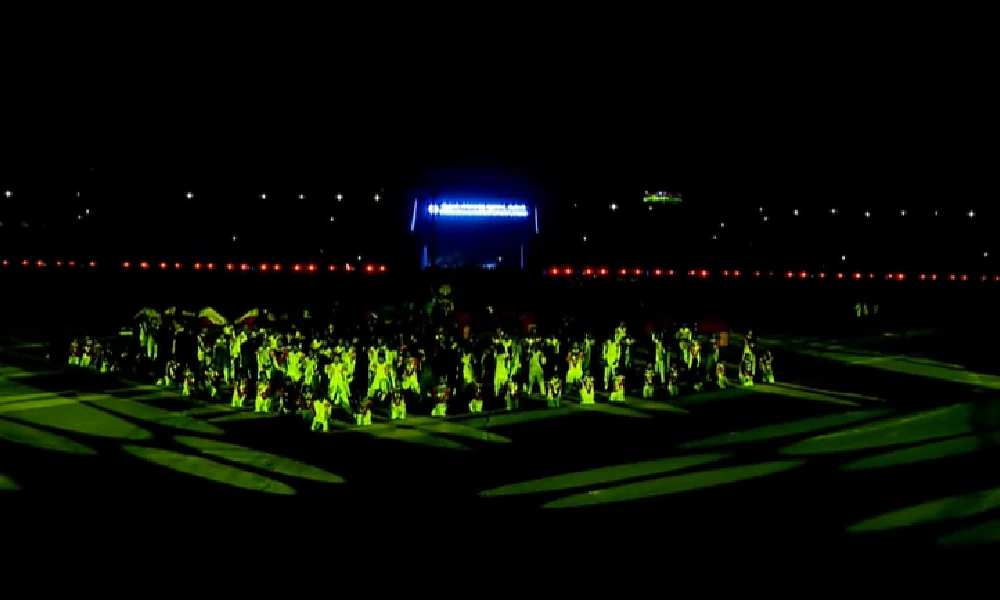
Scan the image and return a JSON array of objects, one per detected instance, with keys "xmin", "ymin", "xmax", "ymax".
[{"xmin": 62, "ymin": 302, "xmax": 777, "ymax": 432}]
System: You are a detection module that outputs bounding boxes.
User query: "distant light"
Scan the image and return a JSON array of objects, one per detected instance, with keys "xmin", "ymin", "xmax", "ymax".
[
  {"xmin": 378, "ymin": 265, "xmax": 386, "ymax": 272},
  {"xmin": 762, "ymin": 216, "xmax": 769, "ymax": 222},
  {"xmin": 374, "ymin": 194, "xmax": 381, "ymax": 202},
  {"xmin": 186, "ymin": 192, "xmax": 194, "ymax": 199},
  {"xmin": 260, "ymin": 194, "xmax": 267, "ymax": 200},
  {"xmin": 792, "ymin": 209, "xmax": 799, "ymax": 216},
  {"xmin": 336, "ymin": 194, "xmax": 343, "ymax": 201},
  {"xmin": 330, "ymin": 216, "xmax": 335, "ymax": 222},
  {"xmin": 985, "ymin": 252, "xmax": 990, "ymax": 258},
  {"xmin": 427, "ymin": 203, "xmax": 529, "ymax": 218},
  {"xmin": 934, "ymin": 210, "xmax": 939, "ymax": 216},
  {"xmin": 232, "ymin": 235, "xmax": 237, "ymax": 242},
  {"xmin": 77, "ymin": 215, "xmax": 83, "ymax": 220},
  {"xmin": 711, "ymin": 235, "xmax": 718, "ymax": 240},
  {"xmin": 968, "ymin": 210, "xmax": 976, "ymax": 218},
  {"xmin": 582, "ymin": 236, "xmax": 587, "ymax": 242},
  {"xmin": 75, "ymin": 191, "xmax": 80, "ymax": 198},
  {"xmin": 85, "ymin": 209, "xmax": 90, "ymax": 215},
  {"xmin": 758, "ymin": 206, "xmax": 763, "ymax": 212},
  {"xmin": 298, "ymin": 194, "xmax": 305, "ymax": 200},
  {"xmin": 864, "ymin": 211, "xmax": 871, "ymax": 218},
  {"xmin": 720, "ymin": 222, "xmax": 725, "ymax": 228},
  {"xmin": 610, "ymin": 203, "xmax": 618, "ymax": 211},
  {"xmin": 830, "ymin": 208, "xmax": 837, "ymax": 214},
  {"xmin": 357, "ymin": 256, "xmax": 362, "ymax": 261},
  {"xmin": 3, "ymin": 190, "xmax": 11, "ymax": 198},
  {"xmin": 900, "ymin": 209, "xmax": 907, "ymax": 216},
  {"xmin": 841, "ymin": 255, "xmax": 846, "ymax": 261}
]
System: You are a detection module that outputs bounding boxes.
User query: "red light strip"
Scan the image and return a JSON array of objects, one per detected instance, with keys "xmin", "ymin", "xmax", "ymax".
[
  {"xmin": 0, "ymin": 261, "xmax": 386, "ymax": 272},
  {"xmin": 541, "ymin": 268, "xmax": 998, "ymax": 281}
]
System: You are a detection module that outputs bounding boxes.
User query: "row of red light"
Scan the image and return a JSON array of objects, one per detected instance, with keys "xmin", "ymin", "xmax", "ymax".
[
  {"xmin": 1, "ymin": 260, "xmax": 387, "ymax": 273},
  {"xmin": 545, "ymin": 267, "xmax": 1000, "ymax": 282},
  {"xmin": 1, "ymin": 259, "xmax": 97, "ymax": 268}
]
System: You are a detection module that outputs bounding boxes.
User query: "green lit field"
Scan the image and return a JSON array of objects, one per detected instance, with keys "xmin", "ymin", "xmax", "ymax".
[{"xmin": 2, "ymin": 330, "xmax": 999, "ymax": 548}]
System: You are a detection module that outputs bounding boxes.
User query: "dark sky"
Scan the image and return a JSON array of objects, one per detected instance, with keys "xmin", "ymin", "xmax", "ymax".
[{"xmin": 2, "ymin": 18, "xmax": 993, "ymax": 210}]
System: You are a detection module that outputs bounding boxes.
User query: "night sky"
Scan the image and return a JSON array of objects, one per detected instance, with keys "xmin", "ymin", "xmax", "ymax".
[{"xmin": 1, "ymin": 16, "xmax": 993, "ymax": 216}]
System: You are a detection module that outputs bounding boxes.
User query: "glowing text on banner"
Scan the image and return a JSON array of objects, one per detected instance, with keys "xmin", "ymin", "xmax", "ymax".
[{"xmin": 427, "ymin": 203, "xmax": 530, "ymax": 218}]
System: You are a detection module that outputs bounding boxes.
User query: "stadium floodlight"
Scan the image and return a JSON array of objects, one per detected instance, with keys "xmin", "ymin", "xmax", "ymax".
[{"xmin": 426, "ymin": 202, "xmax": 530, "ymax": 218}]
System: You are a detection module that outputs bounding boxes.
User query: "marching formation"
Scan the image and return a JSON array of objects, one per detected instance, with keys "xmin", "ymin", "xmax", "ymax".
[{"xmin": 60, "ymin": 291, "xmax": 778, "ymax": 432}]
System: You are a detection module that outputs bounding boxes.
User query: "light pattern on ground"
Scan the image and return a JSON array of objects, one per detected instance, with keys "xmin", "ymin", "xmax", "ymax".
[
  {"xmin": 174, "ymin": 435, "xmax": 345, "ymax": 483},
  {"xmin": 345, "ymin": 423, "xmax": 469, "ymax": 450},
  {"xmin": 0, "ymin": 418, "xmax": 98, "ymax": 455},
  {"xmin": 7, "ymin": 403, "xmax": 153, "ymax": 440},
  {"xmin": 681, "ymin": 410, "xmax": 891, "ymax": 449},
  {"xmin": 481, "ymin": 453, "xmax": 729, "ymax": 497},
  {"xmin": 407, "ymin": 419, "xmax": 512, "ymax": 444},
  {"xmin": 543, "ymin": 460, "xmax": 805, "ymax": 509},
  {"xmin": 937, "ymin": 519, "xmax": 1000, "ymax": 546},
  {"xmin": 840, "ymin": 434, "xmax": 1000, "ymax": 470},
  {"xmin": 792, "ymin": 347, "xmax": 1000, "ymax": 390},
  {"xmin": 85, "ymin": 398, "xmax": 224, "ymax": 435},
  {"xmin": 0, "ymin": 473, "xmax": 21, "ymax": 491},
  {"xmin": 750, "ymin": 383, "xmax": 872, "ymax": 407},
  {"xmin": 123, "ymin": 445, "xmax": 297, "ymax": 495},
  {"xmin": 780, "ymin": 404, "xmax": 972, "ymax": 454},
  {"xmin": 848, "ymin": 486, "xmax": 1000, "ymax": 533}
]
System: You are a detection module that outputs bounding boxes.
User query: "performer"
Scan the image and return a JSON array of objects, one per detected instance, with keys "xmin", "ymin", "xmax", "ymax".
[
  {"xmin": 667, "ymin": 366, "xmax": 679, "ymax": 397},
  {"xmin": 494, "ymin": 350, "xmax": 511, "ymax": 397},
  {"xmin": 582, "ymin": 333, "xmax": 596, "ymax": 373},
  {"xmin": 312, "ymin": 397, "xmax": 332, "ymax": 432},
  {"xmin": 715, "ymin": 362, "xmax": 728, "ymax": 389},
  {"xmin": 431, "ymin": 376, "xmax": 451, "ymax": 417},
  {"xmin": 505, "ymin": 380, "xmax": 520, "ymax": 411},
  {"xmin": 614, "ymin": 321, "xmax": 628, "ymax": 344},
  {"xmin": 255, "ymin": 381, "xmax": 270, "ymax": 412},
  {"xmin": 526, "ymin": 347, "xmax": 546, "ymax": 394},
  {"xmin": 400, "ymin": 355, "xmax": 420, "ymax": 394},
  {"xmin": 390, "ymin": 386, "xmax": 407, "ymax": 420},
  {"xmin": 602, "ymin": 337, "xmax": 620, "ymax": 390},
  {"xmin": 546, "ymin": 375, "xmax": 563, "ymax": 408},
  {"xmin": 642, "ymin": 364, "xmax": 656, "ymax": 398},
  {"xmin": 468, "ymin": 382, "xmax": 484, "ymax": 413},
  {"xmin": 181, "ymin": 368, "xmax": 195, "ymax": 397},
  {"xmin": 231, "ymin": 378, "xmax": 247, "ymax": 408},
  {"xmin": 689, "ymin": 339, "xmax": 701, "ymax": 371},
  {"xmin": 81, "ymin": 337, "xmax": 94, "ymax": 369},
  {"xmin": 580, "ymin": 373, "xmax": 596, "ymax": 404},
  {"xmin": 759, "ymin": 350, "xmax": 775, "ymax": 383},
  {"xmin": 739, "ymin": 353, "xmax": 755, "ymax": 386},
  {"xmin": 355, "ymin": 397, "xmax": 373, "ymax": 426},
  {"xmin": 68, "ymin": 339, "xmax": 81, "ymax": 366},
  {"xmin": 327, "ymin": 355, "xmax": 351, "ymax": 408},
  {"xmin": 652, "ymin": 333, "xmax": 666, "ymax": 384},
  {"xmin": 368, "ymin": 354, "xmax": 391, "ymax": 398},
  {"xmin": 565, "ymin": 345, "xmax": 584, "ymax": 385},
  {"xmin": 609, "ymin": 373, "xmax": 626, "ymax": 402},
  {"xmin": 743, "ymin": 329, "xmax": 757, "ymax": 357},
  {"xmin": 462, "ymin": 350, "xmax": 477, "ymax": 388}
]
